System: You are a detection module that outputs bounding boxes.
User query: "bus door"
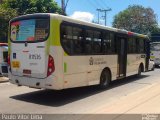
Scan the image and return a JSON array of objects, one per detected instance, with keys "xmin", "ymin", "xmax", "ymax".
[
  {"xmin": 145, "ymin": 40, "xmax": 150, "ymax": 71},
  {"xmin": 117, "ymin": 37, "xmax": 127, "ymax": 78}
]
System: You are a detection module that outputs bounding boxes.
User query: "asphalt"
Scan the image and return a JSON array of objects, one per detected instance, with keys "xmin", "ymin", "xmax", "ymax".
[
  {"xmin": 96, "ymin": 81, "xmax": 160, "ymax": 114},
  {"xmin": 0, "ymin": 70, "xmax": 160, "ymax": 120}
]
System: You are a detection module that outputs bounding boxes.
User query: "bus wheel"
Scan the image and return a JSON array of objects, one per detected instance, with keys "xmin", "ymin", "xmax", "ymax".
[
  {"xmin": 137, "ymin": 65, "xmax": 142, "ymax": 76},
  {"xmin": 99, "ymin": 69, "xmax": 111, "ymax": 89},
  {"xmin": 151, "ymin": 65, "xmax": 155, "ymax": 71}
]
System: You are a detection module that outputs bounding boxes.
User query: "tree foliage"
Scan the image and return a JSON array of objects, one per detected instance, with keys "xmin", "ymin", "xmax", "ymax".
[
  {"xmin": 112, "ymin": 5, "xmax": 160, "ymax": 35},
  {"xmin": 2, "ymin": 0, "xmax": 62, "ymax": 15},
  {"xmin": 0, "ymin": 0, "xmax": 62, "ymax": 42},
  {"xmin": 0, "ymin": 6, "xmax": 17, "ymax": 42}
]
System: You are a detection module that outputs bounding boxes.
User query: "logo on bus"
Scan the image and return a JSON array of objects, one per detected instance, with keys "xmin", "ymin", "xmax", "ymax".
[{"xmin": 89, "ymin": 57, "xmax": 107, "ymax": 65}]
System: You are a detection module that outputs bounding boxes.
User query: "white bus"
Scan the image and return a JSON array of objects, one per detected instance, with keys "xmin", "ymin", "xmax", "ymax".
[
  {"xmin": 150, "ymin": 42, "xmax": 160, "ymax": 66},
  {"xmin": 0, "ymin": 43, "xmax": 8, "ymax": 76},
  {"xmin": 150, "ymin": 37, "xmax": 160, "ymax": 67},
  {"xmin": 8, "ymin": 14, "xmax": 149, "ymax": 90}
]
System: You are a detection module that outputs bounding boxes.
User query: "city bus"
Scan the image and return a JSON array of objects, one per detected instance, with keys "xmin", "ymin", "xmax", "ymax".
[
  {"xmin": 150, "ymin": 34, "xmax": 160, "ymax": 67},
  {"xmin": 8, "ymin": 13, "xmax": 149, "ymax": 90},
  {"xmin": 0, "ymin": 43, "xmax": 8, "ymax": 76}
]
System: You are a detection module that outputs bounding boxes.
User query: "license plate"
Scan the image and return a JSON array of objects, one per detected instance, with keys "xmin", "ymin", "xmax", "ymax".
[
  {"xmin": 23, "ymin": 69, "xmax": 31, "ymax": 74},
  {"xmin": 12, "ymin": 61, "xmax": 20, "ymax": 68}
]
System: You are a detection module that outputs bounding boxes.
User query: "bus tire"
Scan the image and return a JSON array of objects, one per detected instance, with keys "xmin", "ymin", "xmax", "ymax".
[
  {"xmin": 99, "ymin": 69, "xmax": 111, "ymax": 89},
  {"xmin": 137, "ymin": 65, "xmax": 143, "ymax": 76},
  {"xmin": 151, "ymin": 66, "xmax": 155, "ymax": 71}
]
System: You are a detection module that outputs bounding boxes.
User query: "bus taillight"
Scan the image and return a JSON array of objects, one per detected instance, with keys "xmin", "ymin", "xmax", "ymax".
[
  {"xmin": 8, "ymin": 54, "xmax": 10, "ymax": 66},
  {"xmin": 47, "ymin": 55, "xmax": 55, "ymax": 77}
]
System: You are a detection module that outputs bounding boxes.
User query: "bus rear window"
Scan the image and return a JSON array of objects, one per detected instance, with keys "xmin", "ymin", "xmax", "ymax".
[{"xmin": 10, "ymin": 19, "xmax": 49, "ymax": 42}]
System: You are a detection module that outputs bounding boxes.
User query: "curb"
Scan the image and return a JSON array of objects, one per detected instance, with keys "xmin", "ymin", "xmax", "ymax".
[{"xmin": 0, "ymin": 77, "xmax": 9, "ymax": 83}]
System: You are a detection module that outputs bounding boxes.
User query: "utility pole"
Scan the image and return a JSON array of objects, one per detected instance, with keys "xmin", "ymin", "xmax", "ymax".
[
  {"xmin": 61, "ymin": 0, "xmax": 65, "ymax": 15},
  {"xmin": 61, "ymin": 0, "xmax": 69, "ymax": 15},
  {"xmin": 96, "ymin": 9, "xmax": 101, "ymax": 24},
  {"xmin": 96, "ymin": 8, "xmax": 112, "ymax": 26}
]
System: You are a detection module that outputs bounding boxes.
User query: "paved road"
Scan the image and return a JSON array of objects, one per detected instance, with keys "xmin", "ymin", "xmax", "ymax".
[{"xmin": 0, "ymin": 69, "xmax": 160, "ymax": 114}]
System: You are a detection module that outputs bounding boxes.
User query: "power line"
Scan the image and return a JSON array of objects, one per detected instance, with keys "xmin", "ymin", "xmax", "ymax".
[
  {"xmin": 97, "ymin": 8, "xmax": 112, "ymax": 26},
  {"xmin": 88, "ymin": 0, "xmax": 98, "ymax": 8},
  {"xmin": 101, "ymin": 0, "xmax": 109, "ymax": 8},
  {"xmin": 96, "ymin": 0, "xmax": 107, "ymax": 9},
  {"xmin": 88, "ymin": 0, "xmax": 106, "ymax": 23},
  {"xmin": 85, "ymin": 0, "xmax": 96, "ymax": 9},
  {"xmin": 94, "ymin": 0, "xmax": 105, "ymax": 9}
]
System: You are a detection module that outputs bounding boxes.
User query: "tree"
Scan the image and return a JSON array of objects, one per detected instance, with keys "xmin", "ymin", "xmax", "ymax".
[
  {"xmin": 0, "ymin": 0, "xmax": 62, "ymax": 43},
  {"xmin": 112, "ymin": 5, "xmax": 159, "ymax": 34},
  {"xmin": 2, "ymin": 0, "xmax": 62, "ymax": 15},
  {"xmin": 0, "ymin": 6, "xmax": 17, "ymax": 42}
]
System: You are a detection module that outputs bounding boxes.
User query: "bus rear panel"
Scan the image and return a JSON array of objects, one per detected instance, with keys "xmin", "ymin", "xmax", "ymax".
[{"xmin": 8, "ymin": 14, "xmax": 60, "ymax": 89}]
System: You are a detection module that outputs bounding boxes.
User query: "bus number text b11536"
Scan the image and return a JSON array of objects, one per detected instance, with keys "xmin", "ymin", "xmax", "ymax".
[{"xmin": 29, "ymin": 54, "xmax": 41, "ymax": 60}]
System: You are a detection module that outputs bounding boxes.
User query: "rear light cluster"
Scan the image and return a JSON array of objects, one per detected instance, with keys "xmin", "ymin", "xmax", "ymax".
[
  {"xmin": 8, "ymin": 54, "xmax": 11, "ymax": 72},
  {"xmin": 47, "ymin": 55, "xmax": 55, "ymax": 77},
  {"xmin": 8, "ymin": 54, "xmax": 10, "ymax": 66}
]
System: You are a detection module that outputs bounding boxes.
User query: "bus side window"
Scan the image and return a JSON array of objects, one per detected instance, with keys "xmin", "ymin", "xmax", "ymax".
[
  {"xmin": 110, "ymin": 33, "xmax": 115, "ymax": 53},
  {"xmin": 72, "ymin": 27, "xmax": 83, "ymax": 54},
  {"xmin": 85, "ymin": 30, "xmax": 93, "ymax": 54},
  {"xmin": 61, "ymin": 25, "xmax": 72, "ymax": 54},
  {"xmin": 132, "ymin": 38, "xmax": 136, "ymax": 53},
  {"xmin": 139, "ymin": 39, "xmax": 145, "ymax": 53},
  {"xmin": 128, "ymin": 37, "xmax": 136, "ymax": 53},
  {"xmin": 103, "ymin": 32, "xmax": 111, "ymax": 54},
  {"xmin": 128, "ymin": 38, "xmax": 132, "ymax": 53},
  {"xmin": 93, "ymin": 31, "xmax": 102, "ymax": 54},
  {"xmin": 136, "ymin": 38, "xmax": 140, "ymax": 53}
]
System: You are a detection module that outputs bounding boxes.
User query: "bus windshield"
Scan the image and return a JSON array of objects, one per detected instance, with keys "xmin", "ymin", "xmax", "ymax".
[
  {"xmin": 150, "ymin": 43, "xmax": 160, "ymax": 51},
  {"xmin": 10, "ymin": 19, "xmax": 49, "ymax": 42}
]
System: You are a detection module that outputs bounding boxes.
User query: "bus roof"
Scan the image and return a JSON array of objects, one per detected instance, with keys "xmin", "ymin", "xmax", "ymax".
[
  {"xmin": 51, "ymin": 14, "xmax": 148, "ymax": 39},
  {"xmin": 10, "ymin": 13, "xmax": 149, "ymax": 39}
]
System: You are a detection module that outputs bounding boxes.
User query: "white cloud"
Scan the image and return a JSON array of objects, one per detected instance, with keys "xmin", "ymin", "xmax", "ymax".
[{"xmin": 70, "ymin": 11, "xmax": 94, "ymax": 22}]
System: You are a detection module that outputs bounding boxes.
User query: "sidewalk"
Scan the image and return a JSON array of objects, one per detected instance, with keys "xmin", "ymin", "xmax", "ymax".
[
  {"xmin": 95, "ymin": 81, "xmax": 160, "ymax": 114},
  {"xmin": 80, "ymin": 81, "xmax": 160, "ymax": 120},
  {"xmin": 0, "ymin": 77, "xmax": 9, "ymax": 83}
]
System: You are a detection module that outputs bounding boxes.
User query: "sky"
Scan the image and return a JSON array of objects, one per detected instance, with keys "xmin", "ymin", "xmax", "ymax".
[{"xmin": 55, "ymin": 0, "xmax": 160, "ymax": 27}]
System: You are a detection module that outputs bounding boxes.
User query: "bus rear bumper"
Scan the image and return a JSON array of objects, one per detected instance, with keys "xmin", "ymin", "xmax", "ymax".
[{"xmin": 9, "ymin": 73, "xmax": 63, "ymax": 90}]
